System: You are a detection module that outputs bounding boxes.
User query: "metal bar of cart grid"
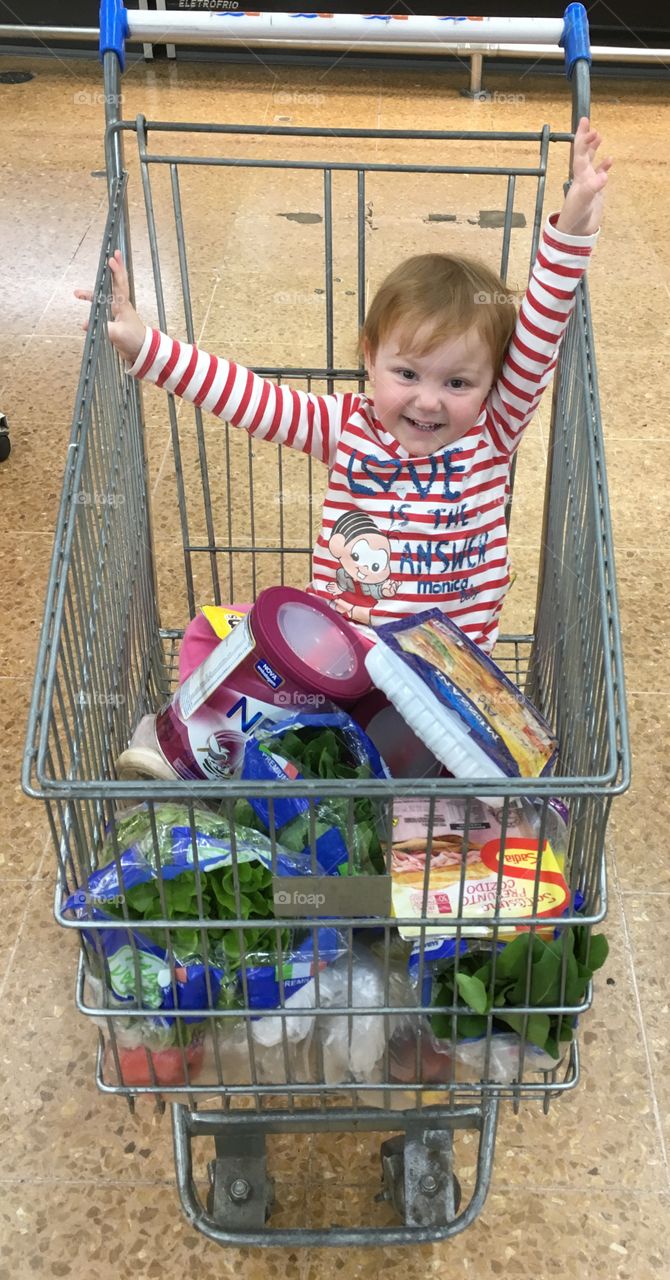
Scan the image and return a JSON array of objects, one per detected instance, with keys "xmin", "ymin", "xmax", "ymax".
[{"xmin": 22, "ymin": 4, "xmax": 629, "ymax": 1250}]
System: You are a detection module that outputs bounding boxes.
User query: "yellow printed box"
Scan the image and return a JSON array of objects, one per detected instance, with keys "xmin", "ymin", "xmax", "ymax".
[{"xmin": 391, "ymin": 798, "xmax": 568, "ymax": 940}]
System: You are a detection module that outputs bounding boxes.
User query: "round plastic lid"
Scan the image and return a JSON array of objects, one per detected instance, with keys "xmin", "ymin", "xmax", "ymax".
[
  {"xmin": 251, "ymin": 586, "xmax": 372, "ymax": 702},
  {"xmin": 277, "ymin": 602, "xmax": 357, "ymax": 677}
]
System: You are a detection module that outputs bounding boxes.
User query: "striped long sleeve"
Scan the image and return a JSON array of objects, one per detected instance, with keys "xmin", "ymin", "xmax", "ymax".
[
  {"xmin": 127, "ymin": 328, "xmax": 350, "ymax": 467},
  {"xmin": 487, "ymin": 212, "xmax": 598, "ymax": 454}
]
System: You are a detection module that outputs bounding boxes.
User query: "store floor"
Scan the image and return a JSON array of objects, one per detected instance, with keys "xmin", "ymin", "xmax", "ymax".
[{"xmin": 0, "ymin": 47, "xmax": 668, "ymax": 1279}]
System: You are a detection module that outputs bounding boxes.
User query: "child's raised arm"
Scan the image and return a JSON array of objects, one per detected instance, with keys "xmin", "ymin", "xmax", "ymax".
[
  {"xmin": 75, "ymin": 254, "xmax": 350, "ymax": 469},
  {"xmin": 74, "ymin": 250, "xmax": 146, "ymax": 365},
  {"xmin": 556, "ymin": 116, "xmax": 613, "ymax": 237},
  {"xmin": 484, "ymin": 116, "xmax": 611, "ymax": 455}
]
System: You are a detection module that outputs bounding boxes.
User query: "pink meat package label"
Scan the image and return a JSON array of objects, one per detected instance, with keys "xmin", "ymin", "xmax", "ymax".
[{"xmin": 391, "ymin": 798, "xmax": 533, "ymax": 848}]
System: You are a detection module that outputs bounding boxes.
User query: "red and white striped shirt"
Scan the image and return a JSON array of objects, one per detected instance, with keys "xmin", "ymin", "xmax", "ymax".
[{"xmin": 129, "ymin": 213, "xmax": 597, "ymax": 653}]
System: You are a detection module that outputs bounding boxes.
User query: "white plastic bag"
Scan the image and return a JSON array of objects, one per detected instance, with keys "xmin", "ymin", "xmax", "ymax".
[
  {"xmin": 214, "ymin": 982, "xmax": 317, "ymax": 1085},
  {"xmin": 316, "ymin": 941, "xmax": 418, "ymax": 1085}
]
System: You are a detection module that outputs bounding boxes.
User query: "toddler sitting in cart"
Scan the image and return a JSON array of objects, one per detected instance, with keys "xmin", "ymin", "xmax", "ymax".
[{"xmin": 76, "ymin": 117, "xmax": 610, "ymax": 656}]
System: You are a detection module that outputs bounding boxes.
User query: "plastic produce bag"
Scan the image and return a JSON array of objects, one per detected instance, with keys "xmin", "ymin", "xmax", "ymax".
[
  {"xmin": 237, "ymin": 711, "xmax": 390, "ymax": 873},
  {"xmin": 65, "ymin": 803, "xmax": 328, "ymax": 1022},
  {"xmin": 315, "ymin": 938, "xmax": 417, "ymax": 1085},
  {"xmin": 387, "ymin": 1022, "xmax": 562, "ymax": 1086},
  {"xmin": 210, "ymin": 937, "xmax": 416, "ymax": 1088},
  {"xmin": 210, "ymin": 928, "xmax": 348, "ymax": 1085},
  {"xmin": 84, "ymin": 971, "xmax": 208, "ymax": 1088},
  {"xmin": 451, "ymin": 1034, "xmax": 563, "ymax": 1082},
  {"xmin": 399, "ymin": 921, "xmax": 607, "ymax": 1085}
]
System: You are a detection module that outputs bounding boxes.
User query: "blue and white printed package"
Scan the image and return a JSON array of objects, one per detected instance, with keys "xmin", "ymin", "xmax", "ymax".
[
  {"xmin": 245, "ymin": 927, "xmax": 346, "ymax": 1010},
  {"xmin": 64, "ymin": 811, "xmax": 345, "ymax": 1023},
  {"xmin": 365, "ymin": 609, "xmax": 558, "ymax": 782}
]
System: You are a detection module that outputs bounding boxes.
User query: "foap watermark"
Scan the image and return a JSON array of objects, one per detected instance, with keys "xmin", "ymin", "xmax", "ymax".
[
  {"xmin": 274, "ymin": 888, "xmax": 326, "ymax": 909},
  {"xmin": 491, "ymin": 91, "xmax": 526, "ymax": 105},
  {"xmin": 70, "ymin": 890, "xmax": 125, "ymax": 908},
  {"xmin": 274, "ymin": 290, "xmax": 324, "ymax": 306},
  {"xmin": 273, "ymin": 489, "xmax": 319, "ymax": 508},
  {"xmin": 272, "ymin": 875, "xmax": 392, "ymax": 916},
  {"xmin": 74, "ymin": 491, "xmax": 126, "ymax": 507},
  {"xmin": 275, "ymin": 90, "xmax": 325, "ymax": 107},
  {"xmin": 73, "ymin": 91, "xmax": 124, "ymax": 107},
  {"xmin": 474, "ymin": 291, "xmax": 520, "ymax": 306},
  {"xmin": 273, "ymin": 690, "xmax": 327, "ymax": 709},
  {"xmin": 77, "ymin": 690, "xmax": 126, "ymax": 709}
]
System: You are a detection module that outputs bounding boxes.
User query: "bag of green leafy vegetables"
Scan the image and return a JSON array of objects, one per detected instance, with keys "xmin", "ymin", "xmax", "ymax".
[
  {"xmin": 69, "ymin": 804, "xmax": 351, "ymax": 1086},
  {"xmin": 237, "ymin": 712, "xmax": 390, "ymax": 875},
  {"xmin": 66, "ymin": 804, "xmax": 321, "ymax": 1012},
  {"xmin": 401, "ymin": 927, "xmax": 609, "ymax": 1083}
]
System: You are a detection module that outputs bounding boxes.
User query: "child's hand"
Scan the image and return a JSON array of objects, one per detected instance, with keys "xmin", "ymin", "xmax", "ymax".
[
  {"xmin": 74, "ymin": 250, "xmax": 147, "ymax": 365},
  {"xmin": 556, "ymin": 117, "xmax": 613, "ymax": 238},
  {"xmin": 332, "ymin": 598, "xmax": 354, "ymax": 618}
]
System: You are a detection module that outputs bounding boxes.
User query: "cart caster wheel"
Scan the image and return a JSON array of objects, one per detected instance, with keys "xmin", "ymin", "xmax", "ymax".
[
  {"xmin": 379, "ymin": 1135, "xmax": 462, "ymax": 1225},
  {"xmin": 206, "ymin": 1159, "xmax": 275, "ymax": 1225},
  {"xmin": 0, "ymin": 415, "xmax": 10, "ymax": 463}
]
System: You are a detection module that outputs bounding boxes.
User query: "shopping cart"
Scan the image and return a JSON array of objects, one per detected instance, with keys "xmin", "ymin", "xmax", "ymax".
[{"xmin": 23, "ymin": 2, "xmax": 630, "ymax": 1249}]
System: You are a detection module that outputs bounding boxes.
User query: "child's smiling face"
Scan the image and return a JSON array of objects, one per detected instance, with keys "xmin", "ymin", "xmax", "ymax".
[{"xmin": 364, "ymin": 324, "xmax": 495, "ymax": 457}]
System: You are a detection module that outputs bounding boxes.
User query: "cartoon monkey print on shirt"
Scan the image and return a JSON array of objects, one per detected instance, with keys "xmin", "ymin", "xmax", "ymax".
[{"xmin": 325, "ymin": 510, "xmax": 399, "ymax": 626}]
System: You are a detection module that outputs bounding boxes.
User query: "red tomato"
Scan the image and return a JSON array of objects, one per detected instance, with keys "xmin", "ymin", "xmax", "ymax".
[{"xmin": 116, "ymin": 1039, "xmax": 205, "ymax": 1086}]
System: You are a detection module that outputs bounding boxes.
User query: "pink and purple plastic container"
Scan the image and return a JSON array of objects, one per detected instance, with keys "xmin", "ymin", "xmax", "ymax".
[{"xmin": 153, "ymin": 586, "xmax": 372, "ymax": 781}]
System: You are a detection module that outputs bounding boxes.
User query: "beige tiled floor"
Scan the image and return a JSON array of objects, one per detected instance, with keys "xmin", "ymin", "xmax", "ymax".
[{"xmin": 1, "ymin": 48, "xmax": 669, "ymax": 1278}]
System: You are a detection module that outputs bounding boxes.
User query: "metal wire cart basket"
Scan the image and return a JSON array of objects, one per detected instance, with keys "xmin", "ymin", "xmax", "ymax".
[{"xmin": 23, "ymin": 3, "xmax": 630, "ymax": 1250}]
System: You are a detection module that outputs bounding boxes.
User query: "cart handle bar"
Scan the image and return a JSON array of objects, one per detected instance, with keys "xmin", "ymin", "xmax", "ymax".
[{"xmin": 100, "ymin": 2, "xmax": 590, "ymax": 77}]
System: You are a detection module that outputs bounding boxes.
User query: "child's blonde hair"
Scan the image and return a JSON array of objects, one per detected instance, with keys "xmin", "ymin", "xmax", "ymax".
[{"xmin": 361, "ymin": 253, "xmax": 519, "ymax": 380}]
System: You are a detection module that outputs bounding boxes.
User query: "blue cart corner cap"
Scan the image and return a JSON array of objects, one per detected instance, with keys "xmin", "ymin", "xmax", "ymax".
[
  {"xmin": 560, "ymin": 3, "xmax": 591, "ymax": 78},
  {"xmin": 99, "ymin": 0, "xmax": 130, "ymax": 72}
]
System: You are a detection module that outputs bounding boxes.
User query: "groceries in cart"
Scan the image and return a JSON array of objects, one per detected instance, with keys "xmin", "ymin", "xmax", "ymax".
[
  {"xmin": 70, "ymin": 796, "xmax": 607, "ymax": 1089},
  {"xmin": 67, "ymin": 802, "xmax": 350, "ymax": 1085},
  {"xmin": 390, "ymin": 795, "xmax": 570, "ymax": 941},
  {"xmin": 365, "ymin": 610, "xmax": 557, "ymax": 784},
  {"xmin": 115, "ymin": 587, "xmax": 557, "ymax": 791},
  {"xmin": 237, "ymin": 710, "xmax": 389, "ymax": 874},
  {"xmin": 115, "ymin": 586, "xmax": 374, "ymax": 783},
  {"xmin": 387, "ymin": 923, "xmax": 609, "ymax": 1086},
  {"xmin": 97, "ymin": 589, "xmax": 581, "ymax": 1090}
]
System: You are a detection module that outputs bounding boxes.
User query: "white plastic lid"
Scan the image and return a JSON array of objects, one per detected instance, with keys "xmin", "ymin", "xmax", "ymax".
[{"xmin": 276, "ymin": 601, "xmax": 357, "ymax": 680}]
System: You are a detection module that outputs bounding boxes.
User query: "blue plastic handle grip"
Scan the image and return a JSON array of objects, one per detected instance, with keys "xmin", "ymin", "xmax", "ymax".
[
  {"xmin": 99, "ymin": 0, "xmax": 129, "ymax": 72},
  {"xmin": 560, "ymin": 3, "xmax": 591, "ymax": 78}
]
